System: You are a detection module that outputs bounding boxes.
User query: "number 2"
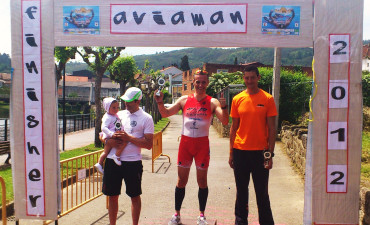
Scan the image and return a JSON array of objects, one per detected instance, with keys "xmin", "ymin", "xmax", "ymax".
[
  {"xmin": 330, "ymin": 171, "xmax": 344, "ymax": 185},
  {"xmin": 333, "ymin": 41, "xmax": 347, "ymax": 55}
]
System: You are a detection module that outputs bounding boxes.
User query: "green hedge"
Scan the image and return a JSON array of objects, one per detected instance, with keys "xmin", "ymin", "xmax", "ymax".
[{"xmin": 363, "ymin": 71, "xmax": 370, "ymax": 107}]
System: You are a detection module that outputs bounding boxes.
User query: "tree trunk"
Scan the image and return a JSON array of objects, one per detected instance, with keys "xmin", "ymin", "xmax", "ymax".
[
  {"xmin": 94, "ymin": 73, "xmax": 103, "ymax": 147},
  {"xmin": 119, "ymin": 81, "xmax": 128, "ymax": 110}
]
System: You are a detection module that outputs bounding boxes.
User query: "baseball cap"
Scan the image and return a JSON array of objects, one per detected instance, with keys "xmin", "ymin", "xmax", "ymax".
[{"xmin": 120, "ymin": 87, "xmax": 143, "ymax": 102}]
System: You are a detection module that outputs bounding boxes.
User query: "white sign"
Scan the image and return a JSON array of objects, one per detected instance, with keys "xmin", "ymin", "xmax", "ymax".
[
  {"xmin": 329, "ymin": 34, "xmax": 350, "ymax": 63},
  {"xmin": 327, "ymin": 165, "xmax": 347, "ymax": 193},
  {"xmin": 77, "ymin": 169, "xmax": 86, "ymax": 181},
  {"xmin": 110, "ymin": 4, "xmax": 247, "ymax": 34},
  {"xmin": 327, "ymin": 122, "xmax": 347, "ymax": 150},
  {"xmin": 328, "ymin": 80, "xmax": 348, "ymax": 108},
  {"xmin": 22, "ymin": 0, "xmax": 45, "ymax": 216}
]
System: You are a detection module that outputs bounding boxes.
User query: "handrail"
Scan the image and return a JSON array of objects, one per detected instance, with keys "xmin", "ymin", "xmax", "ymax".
[{"xmin": 0, "ymin": 176, "xmax": 7, "ymax": 225}]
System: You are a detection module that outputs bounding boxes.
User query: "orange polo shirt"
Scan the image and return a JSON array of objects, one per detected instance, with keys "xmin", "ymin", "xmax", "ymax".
[{"xmin": 230, "ymin": 89, "xmax": 277, "ymax": 150}]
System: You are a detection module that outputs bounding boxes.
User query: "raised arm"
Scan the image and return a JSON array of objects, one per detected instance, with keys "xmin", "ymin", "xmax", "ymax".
[
  {"xmin": 154, "ymin": 91, "xmax": 186, "ymax": 117},
  {"xmin": 211, "ymin": 98, "xmax": 229, "ymax": 125}
]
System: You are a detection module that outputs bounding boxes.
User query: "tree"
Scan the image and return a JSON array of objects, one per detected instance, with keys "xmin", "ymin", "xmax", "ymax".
[
  {"xmin": 77, "ymin": 47, "xmax": 125, "ymax": 147},
  {"xmin": 0, "ymin": 53, "xmax": 11, "ymax": 73},
  {"xmin": 54, "ymin": 47, "xmax": 77, "ymax": 85},
  {"xmin": 234, "ymin": 57, "xmax": 238, "ymax": 65},
  {"xmin": 180, "ymin": 55, "xmax": 190, "ymax": 71},
  {"xmin": 109, "ymin": 56, "xmax": 138, "ymax": 109},
  {"xmin": 206, "ymin": 71, "xmax": 243, "ymax": 97},
  {"xmin": 136, "ymin": 60, "xmax": 164, "ymax": 123}
]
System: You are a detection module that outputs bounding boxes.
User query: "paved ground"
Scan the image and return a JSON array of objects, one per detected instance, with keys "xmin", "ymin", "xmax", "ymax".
[{"xmin": 13, "ymin": 115, "xmax": 304, "ymax": 225}]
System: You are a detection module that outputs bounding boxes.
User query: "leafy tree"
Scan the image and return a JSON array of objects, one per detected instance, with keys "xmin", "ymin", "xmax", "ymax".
[
  {"xmin": 136, "ymin": 60, "xmax": 164, "ymax": 123},
  {"xmin": 54, "ymin": 47, "xmax": 77, "ymax": 85},
  {"xmin": 77, "ymin": 47, "xmax": 124, "ymax": 147},
  {"xmin": 257, "ymin": 67, "xmax": 312, "ymax": 125},
  {"xmin": 0, "ymin": 53, "xmax": 11, "ymax": 73},
  {"xmin": 206, "ymin": 71, "xmax": 243, "ymax": 97},
  {"xmin": 180, "ymin": 55, "xmax": 190, "ymax": 71},
  {"xmin": 109, "ymin": 56, "xmax": 138, "ymax": 109}
]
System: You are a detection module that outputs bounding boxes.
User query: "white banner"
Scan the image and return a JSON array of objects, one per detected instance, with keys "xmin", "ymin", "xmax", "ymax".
[
  {"xmin": 110, "ymin": 4, "xmax": 247, "ymax": 34},
  {"xmin": 22, "ymin": 0, "xmax": 45, "ymax": 216}
]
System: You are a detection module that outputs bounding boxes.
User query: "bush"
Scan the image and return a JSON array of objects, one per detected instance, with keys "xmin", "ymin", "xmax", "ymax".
[{"xmin": 363, "ymin": 71, "xmax": 370, "ymax": 107}]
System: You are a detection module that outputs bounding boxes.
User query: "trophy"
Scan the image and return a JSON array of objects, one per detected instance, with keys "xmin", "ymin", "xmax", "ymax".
[{"xmin": 156, "ymin": 78, "xmax": 165, "ymax": 96}]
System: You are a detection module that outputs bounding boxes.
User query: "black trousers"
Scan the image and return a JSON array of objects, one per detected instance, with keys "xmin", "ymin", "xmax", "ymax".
[{"xmin": 233, "ymin": 149, "xmax": 274, "ymax": 225}]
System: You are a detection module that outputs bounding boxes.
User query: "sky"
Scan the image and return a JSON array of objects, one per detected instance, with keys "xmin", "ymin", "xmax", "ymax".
[{"xmin": 0, "ymin": 1, "xmax": 369, "ymax": 56}]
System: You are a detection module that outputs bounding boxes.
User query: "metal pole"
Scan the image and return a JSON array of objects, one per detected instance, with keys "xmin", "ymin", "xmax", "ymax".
[
  {"xmin": 62, "ymin": 68, "xmax": 66, "ymax": 151},
  {"xmin": 272, "ymin": 47, "xmax": 281, "ymax": 130},
  {"xmin": 4, "ymin": 119, "xmax": 7, "ymax": 141}
]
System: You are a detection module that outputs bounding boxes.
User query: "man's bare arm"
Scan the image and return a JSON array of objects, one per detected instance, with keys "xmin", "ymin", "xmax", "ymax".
[
  {"xmin": 154, "ymin": 92, "xmax": 186, "ymax": 117},
  {"xmin": 212, "ymin": 98, "xmax": 229, "ymax": 125},
  {"xmin": 229, "ymin": 117, "xmax": 240, "ymax": 168}
]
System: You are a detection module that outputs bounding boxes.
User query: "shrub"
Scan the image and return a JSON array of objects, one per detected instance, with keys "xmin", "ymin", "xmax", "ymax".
[{"xmin": 363, "ymin": 71, "xmax": 370, "ymax": 107}]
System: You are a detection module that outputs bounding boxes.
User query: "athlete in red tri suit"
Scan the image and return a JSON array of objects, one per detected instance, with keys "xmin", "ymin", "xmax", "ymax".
[{"xmin": 154, "ymin": 70, "xmax": 229, "ymax": 225}]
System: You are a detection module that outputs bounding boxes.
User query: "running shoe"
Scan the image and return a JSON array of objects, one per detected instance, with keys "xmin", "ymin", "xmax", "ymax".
[
  {"xmin": 168, "ymin": 214, "xmax": 182, "ymax": 225},
  {"xmin": 197, "ymin": 216, "xmax": 208, "ymax": 225}
]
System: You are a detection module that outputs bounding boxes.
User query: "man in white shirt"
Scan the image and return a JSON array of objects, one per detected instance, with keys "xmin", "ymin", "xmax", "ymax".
[{"xmin": 102, "ymin": 87, "xmax": 154, "ymax": 225}]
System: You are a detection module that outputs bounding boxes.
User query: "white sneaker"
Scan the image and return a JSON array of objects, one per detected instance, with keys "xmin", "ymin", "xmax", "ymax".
[
  {"xmin": 197, "ymin": 216, "xmax": 208, "ymax": 225},
  {"xmin": 94, "ymin": 163, "xmax": 104, "ymax": 175},
  {"xmin": 168, "ymin": 214, "xmax": 182, "ymax": 225},
  {"xmin": 112, "ymin": 154, "xmax": 122, "ymax": 166}
]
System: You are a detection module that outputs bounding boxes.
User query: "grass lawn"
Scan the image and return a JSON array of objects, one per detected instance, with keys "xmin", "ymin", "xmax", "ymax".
[{"xmin": 0, "ymin": 117, "xmax": 170, "ymax": 206}]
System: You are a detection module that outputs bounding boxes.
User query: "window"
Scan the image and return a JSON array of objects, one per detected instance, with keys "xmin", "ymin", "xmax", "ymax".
[
  {"xmin": 191, "ymin": 83, "xmax": 194, "ymax": 90},
  {"xmin": 184, "ymin": 84, "xmax": 187, "ymax": 91}
]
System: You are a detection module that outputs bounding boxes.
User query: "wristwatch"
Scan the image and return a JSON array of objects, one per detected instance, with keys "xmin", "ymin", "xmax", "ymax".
[{"xmin": 263, "ymin": 151, "xmax": 274, "ymax": 159}]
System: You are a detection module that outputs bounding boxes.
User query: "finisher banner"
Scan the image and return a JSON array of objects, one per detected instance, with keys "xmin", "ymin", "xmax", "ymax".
[
  {"xmin": 22, "ymin": 0, "xmax": 45, "ymax": 216},
  {"xmin": 110, "ymin": 4, "xmax": 247, "ymax": 34}
]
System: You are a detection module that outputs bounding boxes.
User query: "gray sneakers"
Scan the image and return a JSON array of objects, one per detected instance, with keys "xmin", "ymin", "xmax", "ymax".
[
  {"xmin": 168, "ymin": 214, "xmax": 182, "ymax": 225},
  {"xmin": 197, "ymin": 216, "xmax": 208, "ymax": 225}
]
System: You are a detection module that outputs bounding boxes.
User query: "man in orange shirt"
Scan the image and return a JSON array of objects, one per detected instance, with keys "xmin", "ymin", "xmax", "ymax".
[{"xmin": 229, "ymin": 66, "xmax": 277, "ymax": 225}]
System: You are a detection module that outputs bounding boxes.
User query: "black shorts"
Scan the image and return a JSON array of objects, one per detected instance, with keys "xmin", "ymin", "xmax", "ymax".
[{"xmin": 102, "ymin": 159, "xmax": 143, "ymax": 197}]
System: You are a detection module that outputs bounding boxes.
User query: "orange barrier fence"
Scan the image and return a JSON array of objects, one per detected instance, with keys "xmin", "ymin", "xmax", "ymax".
[
  {"xmin": 0, "ymin": 176, "xmax": 7, "ymax": 225},
  {"xmin": 152, "ymin": 132, "xmax": 170, "ymax": 172}
]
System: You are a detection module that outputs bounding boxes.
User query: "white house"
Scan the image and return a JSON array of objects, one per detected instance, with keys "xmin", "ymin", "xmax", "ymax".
[
  {"xmin": 160, "ymin": 66, "xmax": 183, "ymax": 95},
  {"xmin": 363, "ymin": 44, "xmax": 370, "ymax": 72}
]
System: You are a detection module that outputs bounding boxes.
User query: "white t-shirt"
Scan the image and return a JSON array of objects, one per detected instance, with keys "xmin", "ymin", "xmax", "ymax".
[{"xmin": 107, "ymin": 108, "xmax": 154, "ymax": 161}]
